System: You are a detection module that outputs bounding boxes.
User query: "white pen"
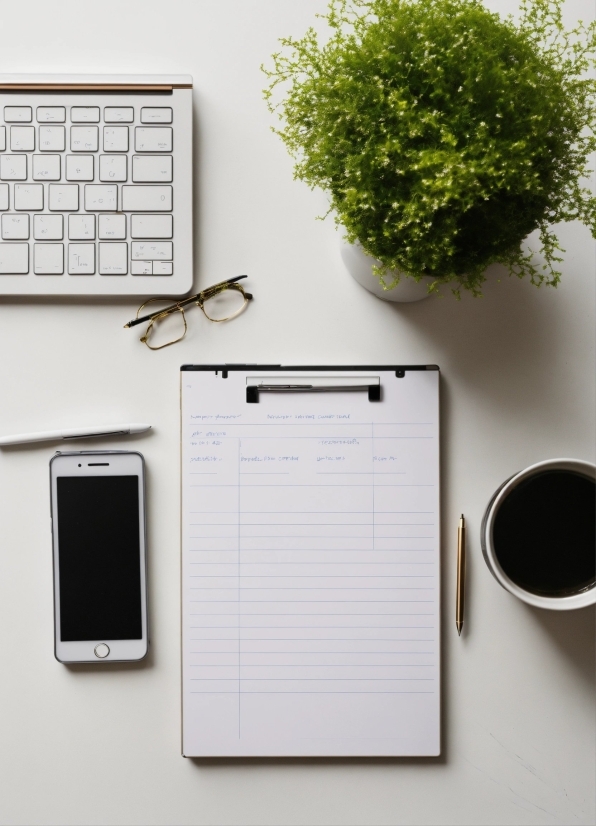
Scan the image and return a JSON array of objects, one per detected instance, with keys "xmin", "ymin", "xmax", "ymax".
[{"xmin": 0, "ymin": 423, "xmax": 152, "ymax": 447}]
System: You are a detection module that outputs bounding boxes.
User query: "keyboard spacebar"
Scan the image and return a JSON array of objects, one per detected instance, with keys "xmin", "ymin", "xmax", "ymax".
[{"xmin": 121, "ymin": 186, "xmax": 172, "ymax": 212}]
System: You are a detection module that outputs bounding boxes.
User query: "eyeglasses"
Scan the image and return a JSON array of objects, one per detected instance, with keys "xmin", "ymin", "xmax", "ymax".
[{"xmin": 124, "ymin": 275, "xmax": 253, "ymax": 350}]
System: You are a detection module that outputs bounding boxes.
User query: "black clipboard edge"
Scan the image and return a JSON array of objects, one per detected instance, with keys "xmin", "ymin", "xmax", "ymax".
[{"xmin": 181, "ymin": 364, "xmax": 440, "ymax": 373}]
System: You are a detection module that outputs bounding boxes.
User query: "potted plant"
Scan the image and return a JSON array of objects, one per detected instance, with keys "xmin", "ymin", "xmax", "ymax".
[{"xmin": 263, "ymin": 0, "xmax": 596, "ymax": 298}]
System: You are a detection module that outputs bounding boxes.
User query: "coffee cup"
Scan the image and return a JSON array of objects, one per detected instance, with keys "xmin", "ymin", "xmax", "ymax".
[{"xmin": 481, "ymin": 458, "xmax": 596, "ymax": 610}]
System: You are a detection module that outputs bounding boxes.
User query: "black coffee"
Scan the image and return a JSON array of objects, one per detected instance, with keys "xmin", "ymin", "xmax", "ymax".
[{"xmin": 493, "ymin": 470, "xmax": 595, "ymax": 597}]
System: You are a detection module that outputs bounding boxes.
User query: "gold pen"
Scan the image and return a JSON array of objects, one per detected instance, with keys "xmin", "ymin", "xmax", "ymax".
[{"xmin": 456, "ymin": 514, "xmax": 466, "ymax": 636}]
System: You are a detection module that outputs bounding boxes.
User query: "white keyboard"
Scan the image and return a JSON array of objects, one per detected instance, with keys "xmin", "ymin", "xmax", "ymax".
[{"xmin": 0, "ymin": 75, "xmax": 193, "ymax": 297}]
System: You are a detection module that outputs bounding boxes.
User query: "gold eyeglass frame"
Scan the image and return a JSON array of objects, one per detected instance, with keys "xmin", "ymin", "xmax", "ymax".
[{"xmin": 124, "ymin": 275, "xmax": 253, "ymax": 350}]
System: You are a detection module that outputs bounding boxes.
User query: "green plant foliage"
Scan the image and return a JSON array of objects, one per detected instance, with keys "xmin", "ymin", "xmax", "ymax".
[{"xmin": 263, "ymin": 0, "xmax": 596, "ymax": 295}]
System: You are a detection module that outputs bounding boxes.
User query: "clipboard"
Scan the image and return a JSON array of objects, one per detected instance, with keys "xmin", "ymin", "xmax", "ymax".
[{"xmin": 181, "ymin": 364, "xmax": 441, "ymax": 757}]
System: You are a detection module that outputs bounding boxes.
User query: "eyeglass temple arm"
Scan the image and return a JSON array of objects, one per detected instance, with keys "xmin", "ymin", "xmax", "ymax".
[{"xmin": 124, "ymin": 275, "xmax": 249, "ymax": 328}]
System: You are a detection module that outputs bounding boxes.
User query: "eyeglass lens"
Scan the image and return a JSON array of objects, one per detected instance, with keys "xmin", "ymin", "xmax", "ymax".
[
  {"xmin": 201, "ymin": 285, "xmax": 248, "ymax": 321},
  {"xmin": 141, "ymin": 302, "xmax": 187, "ymax": 349}
]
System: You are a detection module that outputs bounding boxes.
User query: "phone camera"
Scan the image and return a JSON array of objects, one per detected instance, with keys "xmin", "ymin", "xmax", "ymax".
[{"xmin": 78, "ymin": 463, "xmax": 81, "ymax": 467}]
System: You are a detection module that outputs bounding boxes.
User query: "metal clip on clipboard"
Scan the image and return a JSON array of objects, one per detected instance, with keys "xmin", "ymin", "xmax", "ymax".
[{"xmin": 246, "ymin": 379, "xmax": 381, "ymax": 403}]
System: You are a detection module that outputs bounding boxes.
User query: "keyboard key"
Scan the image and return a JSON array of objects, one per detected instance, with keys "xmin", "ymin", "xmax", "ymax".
[
  {"xmin": 0, "ymin": 242, "xmax": 28, "ymax": 273},
  {"xmin": 98, "ymin": 213, "xmax": 126, "ymax": 240},
  {"xmin": 99, "ymin": 242, "xmax": 127, "ymax": 275},
  {"xmin": 104, "ymin": 107, "xmax": 134, "ymax": 123},
  {"xmin": 37, "ymin": 106, "xmax": 66, "ymax": 123},
  {"xmin": 11, "ymin": 126, "xmax": 35, "ymax": 151},
  {"xmin": 65, "ymin": 154, "xmax": 94, "ymax": 181},
  {"xmin": 71, "ymin": 125, "xmax": 99, "ymax": 152},
  {"xmin": 49, "ymin": 184, "xmax": 79, "ymax": 211},
  {"xmin": 2, "ymin": 214, "xmax": 29, "ymax": 239},
  {"xmin": 69, "ymin": 243, "xmax": 95, "ymax": 274},
  {"xmin": 33, "ymin": 154, "xmax": 61, "ymax": 181},
  {"xmin": 35, "ymin": 243, "xmax": 64, "ymax": 274},
  {"xmin": 132, "ymin": 155, "xmax": 172, "ymax": 183},
  {"xmin": 0, "ymin": 155, "xmax": 27, "ymax": 180},
  {"xmin": 34, "ymin": 214, "xmax": 63, "ymax": 240},
  {"xmin": 135, "ymin": 127, "xmax": 172, "ymax": 152},
  {"xmin": 131, "ymin": 261, "xmax": 152, "ymax": 274},
  {"xmin": 4, "ymin": 106, "xmax": 32, "ymax": 123},
  {"xmin": 132, "ymin": 241, "xmax": 172, "ymax": 260},
  {"xmin": 131, "ymin": 214, "xmax": 173, "ymax": 238},
  {"xmin": 69, "ymin": 214, "xmax": 95, "ymax": 240},
  {"xmin": 84, "ymin": 185, "xmax": 117, "ymax": 211},
  {"xmin": 99, "ymin": 155, "xmax": 127, "ymax": 182},
  {"xmin": 103, "ymin": 126, "xmax": 129, "ymax": 152},
  {"xmin": 39, "ymin": 125, "xmax": 65, "ymax": 151},
  {"xmin": 0, "ymin": 184, "xmax": 8, "ymax": 211},
  {"xmin": 0, "ymin": 127, "xmax": 5, "ymax": 151},
  {"xmin": 14, "ymin": 184, "xmax": 44, "ymax": 211},
  {"xmin": 122, "ymin": 185, "xmax": 172, "ymax": 211},
  {"xmin": 140, "ymin": 107, "xmax": 173, "ymax": 123},
  {"xmin": 153, "ymin": 261, "xmax": 173, "ymax": 275},
  {"xmin": 71, "ymin": 107, "xmax": 100, "ymax": 123}
]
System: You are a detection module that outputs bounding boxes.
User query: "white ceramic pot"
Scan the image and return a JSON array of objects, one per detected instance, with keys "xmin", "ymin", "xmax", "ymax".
[
  {"xmin": 340, "ymin": 238, "xmax": 434, "ymax": 302},
  {"xmin": 481, "ymin": 458, "xmax": 596, "ymax": 610}
]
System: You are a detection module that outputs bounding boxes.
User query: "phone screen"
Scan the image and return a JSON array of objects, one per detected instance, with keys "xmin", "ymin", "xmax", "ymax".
[{"xmin": 56, "ymin": 475, "xmax": 142, "ymax": 641}]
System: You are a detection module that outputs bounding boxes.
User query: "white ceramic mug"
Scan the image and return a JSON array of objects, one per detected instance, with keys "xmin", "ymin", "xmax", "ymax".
[{"xmin": 481, "ymin": 458, "xmax": 596, "ymax": 610}]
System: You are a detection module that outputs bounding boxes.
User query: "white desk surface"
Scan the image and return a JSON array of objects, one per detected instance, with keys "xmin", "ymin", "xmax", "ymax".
[{"xmin": 0, "ymin": 1, "xmax": 593, "ymax": 824}]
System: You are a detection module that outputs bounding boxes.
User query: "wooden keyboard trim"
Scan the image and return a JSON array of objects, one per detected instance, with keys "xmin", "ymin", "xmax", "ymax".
[{"xmin": 0, "ymin": 84, "xmax": 192, "ymax": 91}]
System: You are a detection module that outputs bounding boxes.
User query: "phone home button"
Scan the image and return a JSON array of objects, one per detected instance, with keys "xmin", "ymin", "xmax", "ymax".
[{"xmin": 94, "ymin": 643, "xmax": 110, "ymax": 659}]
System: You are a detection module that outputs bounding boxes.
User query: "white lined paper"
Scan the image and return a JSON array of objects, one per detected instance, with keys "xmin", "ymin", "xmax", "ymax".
[{"xmin": 182, "ymin": 368, "xmax": 440, "ymax": 756}]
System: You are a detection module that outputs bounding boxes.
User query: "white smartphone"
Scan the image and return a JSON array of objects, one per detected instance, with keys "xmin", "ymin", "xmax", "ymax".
[{"xmin": 50, "ymin": 450, "xmax": 149, "ymax": 663}]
